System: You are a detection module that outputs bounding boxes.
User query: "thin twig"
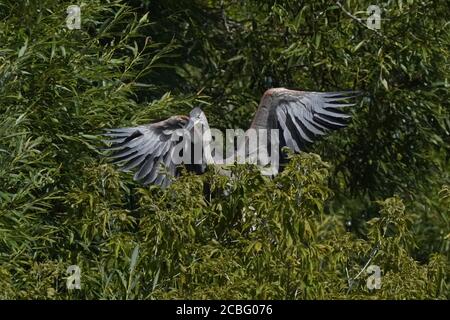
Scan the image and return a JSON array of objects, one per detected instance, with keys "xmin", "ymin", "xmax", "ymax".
[
  {"xmin": 335, "ymin": 1, "xmax": 384, "ymax": 38},
  {"xmin": 347, "ymin": 223, "xmax": 388, "ymax": 294},
  {"xmin": 354, "ymin": 243, "xmax": 379, "ymax": 278},
  {"xmin": 220, "ymin": 0, "xmax": 230, "ymax": 32},
  {"xmin": 346, "ymin": 241, "xmax": 380, "ymax": 293},
  {"xmin": 345, "ymin": 266, "xmax": 351, "ymax": 287}
]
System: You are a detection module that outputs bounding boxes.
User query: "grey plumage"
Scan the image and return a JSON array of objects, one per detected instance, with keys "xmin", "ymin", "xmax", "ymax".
[
  {"xmin": 102, "ymin": 89, "xmax": 360, "ymax": 187},
  {"xmin": 250, "ymin": 89, "xmax": 358, "ymax": 152}
]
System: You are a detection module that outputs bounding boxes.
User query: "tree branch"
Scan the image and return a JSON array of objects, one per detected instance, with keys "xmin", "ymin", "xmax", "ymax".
[{"xmin": 335, "ymin": 1, "xmax": 384, "ymax": 38}]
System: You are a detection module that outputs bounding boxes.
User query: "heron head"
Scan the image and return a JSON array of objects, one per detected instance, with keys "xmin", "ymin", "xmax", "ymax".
[
  {"xmin": 178, "ymin": 107, "xmax": 206, "ymax": 145},
  {"xmin": 184, "ymin": 107, "xmax": 204, "ymax": 129},
  {"xmin": 189, "ymin": 107, "xmax": 204, "ymax": 120}
]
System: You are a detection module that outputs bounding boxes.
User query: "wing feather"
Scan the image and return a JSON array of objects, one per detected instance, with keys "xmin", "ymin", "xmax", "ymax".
[
  {"xmin": 102, "ymin": 108, "xmax": 210, "ymax": 187},
  {"xmin": 251, "ymin": 89, "xmax": 360, "ymax": 152}
]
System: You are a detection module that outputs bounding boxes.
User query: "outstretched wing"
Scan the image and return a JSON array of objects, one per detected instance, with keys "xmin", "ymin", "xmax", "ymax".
[
  {"xmin": 102, "ymin": 107, "xmax": 208, "ymax": 188},
  {"xmin": 251, "ymin": 89, "xmax": 360, "ymax": 152}
]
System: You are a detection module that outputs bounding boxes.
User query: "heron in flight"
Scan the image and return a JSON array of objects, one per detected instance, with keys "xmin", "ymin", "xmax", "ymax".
[{"xmin": 102, "ymin": 88, "xmax": 359, "ymax": 187}]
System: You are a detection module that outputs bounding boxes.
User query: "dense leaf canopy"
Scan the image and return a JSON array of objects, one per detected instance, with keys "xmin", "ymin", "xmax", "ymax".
[{"xmin": 0, "ymin": 0, "xmax": 448, "ymax": 299}]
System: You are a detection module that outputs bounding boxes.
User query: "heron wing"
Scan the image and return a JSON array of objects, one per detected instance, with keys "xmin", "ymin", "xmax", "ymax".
[
  {"xmin": 255, "ymin": 90, "xmax": 360, "ymax": 152},
  {"xmin": 102, "ymin": 108, "xmax": 209, "ymax": 187}
]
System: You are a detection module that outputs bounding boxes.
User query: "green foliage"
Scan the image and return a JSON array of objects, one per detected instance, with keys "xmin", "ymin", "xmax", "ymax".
[{"xmin": 0, "ymin": 0, "xmax": 448, "ymax": 299}]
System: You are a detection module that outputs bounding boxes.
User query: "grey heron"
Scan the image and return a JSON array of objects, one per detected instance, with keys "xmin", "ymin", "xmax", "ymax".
[{"xmin": 102, "ymin": 88, "xmax": 360, "ymax": 187}]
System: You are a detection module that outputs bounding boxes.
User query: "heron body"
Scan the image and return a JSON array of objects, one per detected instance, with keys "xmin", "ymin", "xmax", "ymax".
[{"xmin": 102, "ymin": 88, "xmax": 360, "ymax": 187}]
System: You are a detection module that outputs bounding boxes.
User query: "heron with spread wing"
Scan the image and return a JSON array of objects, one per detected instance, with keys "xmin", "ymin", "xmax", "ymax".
[{"xmin": 102, "ymin": 88, "xmax": 360, "ymax": 187}]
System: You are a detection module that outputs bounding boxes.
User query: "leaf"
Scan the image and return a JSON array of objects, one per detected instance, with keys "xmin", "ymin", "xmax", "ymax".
[
  {"xmin": 130, "ymin": 244, "xmax": 139, "ymax": 273},
  {"xmin": 116, "ymin": 270, "xmax": 127, "ymax": 290},
  {"xmin": 152, "ymin": 268, "xmax": 160, "ymax": 292},
  {"xmin": 139, "ymin": 12, "xmax": 149, "ymax": 24},
  {"xmin": 227, "ymin": 55, "xmax": 245, "ymax": 63},
  {"xmin": 315, "ymin": 34, "xmax": 321, "ymax": 49},
  {"xmin": 380, "ymin": 78, "xmax": 389, "ymax": 90},
  {"xmin": 18, "ymin": 39, "xmax": 28, "ymax": 58},
  {"xmin": 353, "ymin": 40, "xmax": 365, "ymax": 52}
]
